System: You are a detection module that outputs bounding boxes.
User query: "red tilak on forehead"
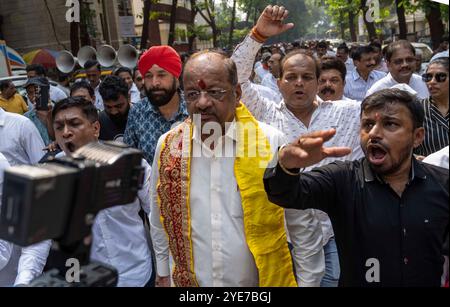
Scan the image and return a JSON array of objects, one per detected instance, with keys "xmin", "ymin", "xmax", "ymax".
[
  {"xmin": 197, "ymin": 79, "xmax": 206, "ymax": 89},
  {"xmin": 375, "ymin": 112, "xmax": 380, "ymax": 120}
]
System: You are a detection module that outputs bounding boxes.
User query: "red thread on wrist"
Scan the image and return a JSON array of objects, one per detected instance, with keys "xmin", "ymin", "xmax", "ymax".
[{"xmin": 251, "ymin": 26, "xmax": 268, "ymax": 43}]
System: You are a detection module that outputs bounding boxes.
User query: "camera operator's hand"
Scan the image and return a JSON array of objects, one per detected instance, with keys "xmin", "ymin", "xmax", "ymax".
[
  {"xmin": 155, "ymin": 275, "xmax": 170, "ymax": 287},
  {"xmin": 253, "ymin": 5, "xmax": 294, "ymax": 40},
  {"xmin": 414, "ymin": 154, "xmax": 426, "ymax": 161},
  {"xmin": 43, "ymin": 141, "xmax": 60, "ymax": 152}
]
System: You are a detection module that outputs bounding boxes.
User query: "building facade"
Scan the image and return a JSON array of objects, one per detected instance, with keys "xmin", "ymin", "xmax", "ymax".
[
  {"xmin": 0, "ymin": 0, "xmax": 124, "ymax": 53},
  {"xmin": 130, "ymin": 0, "xmax": 213, "ymax": 52}
]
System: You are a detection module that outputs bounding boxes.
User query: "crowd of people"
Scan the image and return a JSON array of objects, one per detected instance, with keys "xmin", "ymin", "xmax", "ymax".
[{"xmin": 0, "ymin": 4, "xmax": 448, "ymax": 287}]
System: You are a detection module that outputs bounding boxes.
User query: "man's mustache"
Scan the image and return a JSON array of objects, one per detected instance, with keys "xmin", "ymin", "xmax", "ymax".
[
  {"xmin": 367, "ymin": 139, "xmax": 390, "ymax": 151},
  {"xmin": 149, "ymin": 88, "xmax": 168, "ymax": 94},
  {"xmin": 320, "ymin": 87, "xmax": 335, "ymax": 95}
]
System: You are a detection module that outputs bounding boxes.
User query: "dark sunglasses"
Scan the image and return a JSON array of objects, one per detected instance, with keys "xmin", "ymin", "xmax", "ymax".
[{"xmin": 422, "ymin": 72, "xmax": 448, "ymax": 83}]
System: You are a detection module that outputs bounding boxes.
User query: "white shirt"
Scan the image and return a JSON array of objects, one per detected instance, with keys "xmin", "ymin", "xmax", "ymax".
[
  {"xmin": 0, "ymin": 154, "xmax": 12, "ymax": 272},
  {"xmin": 254, "ymin": 61, "xmax": 271, "ymax": 84},
  {"xmin": 56, "ymin": 151, "xmax": 154, "ymax": 287},
  {"xmin": 0, "ymin": 241, "xmax": 52, "ymax": 286},
  {"xmin": 232, "ymin": 35, "xmax": 364, "ymax": 246},
  {"xmin": 50, "ymin": 85, "xmax": 68, "ymax": 103},
  {"xmin": 365, "ymin": 72, "xmax": 429, "ymax": 99},
  {"xmin": 94, "ymin": 84, "xmax": 104, "ymax": 111},
  {"xmin": 344, "ymin": 69, "xmax": 386, "ymax": 101},
  {"xmin": 423, "ymin": 146, "xmax": 449, "ymax": 169},
  {"xmin": 150, "ymin": 122, "xmax": 325, "ymax": 287},
  {"xmin": 261, "ymin": 73, "xmax": 280, "ymax": 94},
  {"xmin": 251, "ymin": 83, "xmax": 282, "ymax": 104},
  {"xmin": 56, "ymin": 84, "xmax": 70, "ymax": 97},
  {"xmin": 90, "ymin": 159, "xmax": 153, "ymax": 287},
  {"xmin": 0, "ymin": 151, "xmax": 51, "ymax": 287},
  {"xmin": 314, "ymin": 50, "xmax": 336, "ymax": 59},
  {"xmin": 129, "ymin": 83, "xmax": 142, "ymax": 105},
  {"xmin": 0, "ymin": 108, "xmax": 45, "ymax": 166},
  {"xmin": 342, "ymin": 95, "xmax": 359, "ymax": 103}
]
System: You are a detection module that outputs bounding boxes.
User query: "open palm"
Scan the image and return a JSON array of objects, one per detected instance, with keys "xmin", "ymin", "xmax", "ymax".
[
  {"xmin": 255, "ymin": 5, "xmax": 295, "ymax": 38},
  {"xmin": 279, "ymin": 129, "xmax": 352, "ymax": 170}
]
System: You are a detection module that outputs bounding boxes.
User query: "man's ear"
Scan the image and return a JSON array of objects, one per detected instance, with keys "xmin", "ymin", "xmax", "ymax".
[
  {"xmin": 413, "ymin": 127, "xmax": 425, "ymax": 149},
  {"xmin": 92, "ymin": 120, "xmax": 101, "ymax": 138},
  {"xmin": 234, "ymin": 84, "xmax": 242, "ymax": 105}
]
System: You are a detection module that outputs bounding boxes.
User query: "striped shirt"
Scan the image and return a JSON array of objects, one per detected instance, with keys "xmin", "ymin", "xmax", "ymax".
[
  {"xmin": 344, "ymin": 69, "xmax": 386, "ymax": 101},
  {"xmin": 415, "ymin": 97, "xmax": 449, "ymax": 156},
  {"xmin": 232, "ymin": 35, "xmax": 364, "ymax": 249}
]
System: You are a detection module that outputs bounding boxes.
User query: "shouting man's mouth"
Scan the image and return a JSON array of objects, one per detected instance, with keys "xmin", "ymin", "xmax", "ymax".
[
  {"xmin": 367, "ymin": 144, "xmax": 387, "ymax": 165},
  {"xmin": 65, "ymin": 141, "xmax": 76, "ymax": 153}
]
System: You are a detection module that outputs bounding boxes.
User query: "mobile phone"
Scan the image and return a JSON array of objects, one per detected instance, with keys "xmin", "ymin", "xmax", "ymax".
[{"xmin": 35, "ymin": 84, "xmax": 50, "ymax": 111}]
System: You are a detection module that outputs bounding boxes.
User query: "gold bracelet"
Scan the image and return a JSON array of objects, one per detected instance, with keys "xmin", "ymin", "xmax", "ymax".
[{"xmin": 278, "ymin": 145, "xmax": 301, "ymax": 176}]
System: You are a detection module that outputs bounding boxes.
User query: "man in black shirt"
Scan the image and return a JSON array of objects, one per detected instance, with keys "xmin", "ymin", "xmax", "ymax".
[
  {"xmin": 98, "ymin": 76, "xmax": 131, "ymax": 142},
  {"xmin": 264, "ymin": 88, "xmax": 449, "ymax": 287}
]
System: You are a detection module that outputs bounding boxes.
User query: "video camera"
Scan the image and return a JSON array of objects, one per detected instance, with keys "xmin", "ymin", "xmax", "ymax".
[
  {"xmin": 0, "ymin": 141, "xmax": 144, "ymax": 247},
  {"xmin": 0, "ymin": 141, "xmax": 145, "ymax": 286}
]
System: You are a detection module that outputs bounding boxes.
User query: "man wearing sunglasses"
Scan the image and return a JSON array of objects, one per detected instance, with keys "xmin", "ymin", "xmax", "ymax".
[{"xmin": 366, "ymin": 40, "xmax": 429, "ymax": 100}]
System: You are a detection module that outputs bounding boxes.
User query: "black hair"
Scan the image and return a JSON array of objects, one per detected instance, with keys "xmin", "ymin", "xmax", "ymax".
[
  {"xmin": 361, "ymin": 88, "xmax": 424, "ymax": 129},
  {"xmin": 280, "ymin": 50, "xmax": 320, "ymax": 79},
  {"xmin": 114, "ymin": 67, "xmax": 133, "ymax": 77},
  {"xmin": 317, "ymin": 41, "xmax": 328, "ymax": 49},
  {"xmin": 26, "ymin": 64, "xmax": 47, "ymax": 76},
  {"xmin": 0, "ymin": 79, "xmax": 12, "ymax": 91},
  {"xmin": 70, "ymin": 80, "xmax": 95, "ymax": 98},
  {"xmin": 351, "ymin": 45, "xmax": 376, "ymax": 61},
  {"xmin": 99, "ymin": 75, "xmax": 129, "ymax": 101},
  {"xmin": 385, "ymin": 40, "xmax": 415, "ymax": 62},
  {"xmin": 369, "ymin": 41, "xmax": 382, "ymax": 51},
  {"xmin": 52, "ymin": 96, "xmax": 99, "ymax": 123},
  {"xmin": 337, "ymin": 43, "xmax": 349, "ymax": 54},
  {"xmin": 84, "ymin": 59, "xmax": 101, "ymax": 71},
  {"xmin": 58, "ymin": 72, "xmax": 70, "ymax": 82},
  {"xmin": 320, "ymin": 58, "xmax": 347, "ymax": 81}
]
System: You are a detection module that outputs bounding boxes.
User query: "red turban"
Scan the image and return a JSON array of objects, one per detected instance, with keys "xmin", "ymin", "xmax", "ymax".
[{"xmin": 138, "ymin": 45, "xmax": 182, "ymax": 78}]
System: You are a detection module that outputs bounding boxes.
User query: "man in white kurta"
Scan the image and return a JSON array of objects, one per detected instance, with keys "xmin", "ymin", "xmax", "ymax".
[{"xmin": 150, "ymin": 49, "xmax": 325, "ymax": 287}]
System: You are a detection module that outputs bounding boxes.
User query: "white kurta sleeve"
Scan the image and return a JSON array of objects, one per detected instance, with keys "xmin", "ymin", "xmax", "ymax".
[
  {"xmin": 149, "ymin": 135, "xmax": 170, "ymax": 277},
  {"xmin": 138, "ymin": 159, "xmax": 152, "ymax": 214},
  {"xmin": 14, "ymin": 240, "xmax": 52, "ymax": 286},
  {"xmin": 231, "ymin": 35, "xmax": 278, "ymax": 122},
  {"xmin": 0, "ymin": 154, "xmax": 12, "ymax": 271}
]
